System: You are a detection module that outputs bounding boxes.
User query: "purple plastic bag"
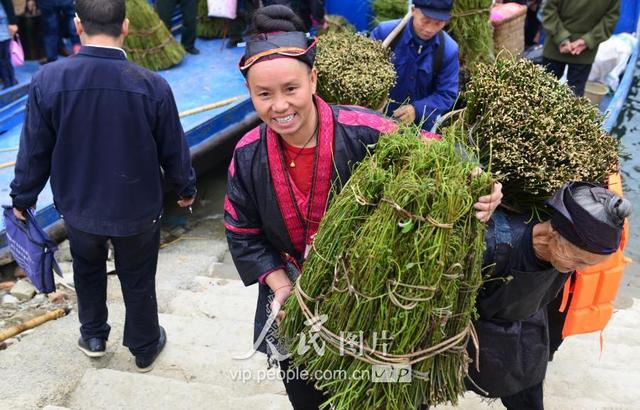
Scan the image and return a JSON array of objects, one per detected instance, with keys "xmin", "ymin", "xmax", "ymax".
[
  {"xmin": 3, "ymin": 207, "xmax": 62, "ymax": 293},
  {"xmin": 10, "ymin": 35, "xmax": 24, "ymax": 67}
]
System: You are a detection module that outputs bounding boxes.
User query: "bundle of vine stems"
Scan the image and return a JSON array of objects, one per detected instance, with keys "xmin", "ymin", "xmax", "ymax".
[
  {"xmin": 196, "ymin": 0, "xmax": 229, "ymax": 39},
  {"xmin": 462, "ymin": 57, "xmax": 619, "ymax": 210},
  {"xmin": 280, "ymin": 126, "xmax": 492, "ymax": 409},
  {"xmin": 124, "ymin": 0, "xmax": 184, "ymax": 70},
  {"xmin": 317, "ymin": 14, "xmax": 355, "ymax": 35},
  {"xmin": 372, "ymin": 0, "xmax": 408, "ymax": 25},
  {"xmin": 315, "ymin": 31, "xmax": 396, "ymax": 110},
  {"xmin": 448, "ymin": 0, "xmax": 494, "ymax": 74}
]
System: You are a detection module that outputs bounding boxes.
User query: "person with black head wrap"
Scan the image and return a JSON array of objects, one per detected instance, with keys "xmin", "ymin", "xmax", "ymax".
[
  {"xmin": 224, "ymin": 5, "xmax": 504, "ymax": 409},
  {"xmin": 465, "ymin": 181, "xmax": 631, "ymax": 410}
]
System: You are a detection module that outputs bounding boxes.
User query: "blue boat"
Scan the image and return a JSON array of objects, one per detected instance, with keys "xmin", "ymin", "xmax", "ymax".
[
  {"xmin": 0, "ymin": 36, "xmax": 258, "ymax": 257},
  {"xmin": 0, "ymin": 0, "xmax": 638, "ymax": 258}
]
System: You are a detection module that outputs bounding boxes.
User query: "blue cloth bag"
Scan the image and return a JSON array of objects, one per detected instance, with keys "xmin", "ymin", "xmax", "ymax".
[{"xmin": 3, "ymin": 207, "xmax": 62, "ymax": 293}]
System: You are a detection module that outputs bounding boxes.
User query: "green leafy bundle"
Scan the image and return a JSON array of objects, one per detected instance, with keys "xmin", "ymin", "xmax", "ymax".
[
  {"xmin": 280, "ymin": 126, "xmax": 491, "ymax": 409},
  {"xmin": 124, "ymin": 0, "xmax": 185, "ymax": 71},
  {"xmin": 317, "ymin": 14, "xmax": 356, "ymax": 35},
  {"xmin": 315, "ymin": 31, "xmax": 396, "ymax": 110},
  {"xmin": 197, "ymin": 0, "xmax": 229, "ymax": 39},
  {"xmin": 463, "ymin": 58, "xmax": 619, "ymax": 209},
  {"xmin": 448, "ymin": 0, "xmax": 494, "ymax": 73},
  {"xmin": 372, "ymin": 0, "xmax": 408, "ymax": 25}
]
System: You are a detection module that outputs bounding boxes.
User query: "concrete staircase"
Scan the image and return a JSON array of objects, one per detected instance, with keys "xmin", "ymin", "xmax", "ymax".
[
  {"xmin": 2, "ymin": 215, "xmax": 639, "ymax": 410},
  {"xmin": 434, "ymin": 298, "xmax": 640, "ymax": 410},
  {"xmin": 0, "ymin": 221, "xmax": 292, "ymax": 410}
]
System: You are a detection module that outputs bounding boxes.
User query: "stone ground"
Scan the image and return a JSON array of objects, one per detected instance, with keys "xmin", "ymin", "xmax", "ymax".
[{"xmin": 1, "ymin": 178, "xmax": 639, "ymax": 409}]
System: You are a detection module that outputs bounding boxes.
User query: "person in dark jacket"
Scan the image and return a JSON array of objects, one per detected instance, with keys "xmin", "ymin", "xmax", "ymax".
[
  {"xmin": 541, "ymin": 0, "xmax": 620, "ymax": 96},
  {"xmin": 156, "ymin": 0, "xmax": 199, "ymax": 54},
  {"xmin": 0, "ymin": 0, "xmax": 18, "ymax": 88},
  {"xmin": 224, "ymin": 5, "xmax": 502, "ymax": 409},
  {"xmin": 263, "ymin": 0, "xmax": 326, "ymax": 31},
  {"xmin": 26, "ymin": 0, "xmax": 81, "ymax": 63},
  {"xmin": 10, "ymin": 0, "xmax": 196, "ymax": 372},
  {"xmin": 467, "ymin": 182, "xmax": 631, "ymax": 410},
  {"xmin": 370, "ymin": 0, "xmax": 459, "ymax": 131}
]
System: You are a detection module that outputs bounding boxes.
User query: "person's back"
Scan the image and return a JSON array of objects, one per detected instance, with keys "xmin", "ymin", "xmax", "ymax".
[
  {"xmin": 10, "ymin": 0, "xmax": 195, "ymax": 372},
  {"xmin": 25, "ymin": 49, "xmax": 188, "ymax": 235}
]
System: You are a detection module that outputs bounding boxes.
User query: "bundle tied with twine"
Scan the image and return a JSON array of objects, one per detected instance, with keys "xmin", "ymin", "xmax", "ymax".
[
  {"xmin": 460, "ymin": 57, "xmax": 619, "ymax": 210},
  {"xmin": 124, "ymin": 0, "xmax": 185, "ymax": 71},
  {"xmin": 448, "ymin": 0, "xmax": 494, "ymax": 77},
  {"xmin": 315, "ymin": 31, "xmax": 396, "ymax": 110},
  {"xmin": 280, "ymin": 125, "xmax": 492, "ymax": 409},
  {"xmin": 197, "ymin": 0, "xmax": 230, "ymax": 39}
]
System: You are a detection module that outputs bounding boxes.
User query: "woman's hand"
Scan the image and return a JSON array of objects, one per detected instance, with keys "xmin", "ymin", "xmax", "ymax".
[
  {"xmin": 474, "ymin": 182, "xmax": 503, "ymax": 223},
  {"xmin": 8, "ymin": 25, "xmax": 18, "ymax": 36},
  {"xmin": 265, "ymin": 269, "xmax": 293, "ymax": 325}
]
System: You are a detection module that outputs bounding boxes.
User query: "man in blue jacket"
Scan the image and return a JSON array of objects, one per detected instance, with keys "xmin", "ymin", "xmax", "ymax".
[
  {"xmin": 371, "ymin": 0, "xmax": 459, "ymax": 131},
  {"xmin": 10, "ymin": 0, "xmax": 196, "ymax": 372}
]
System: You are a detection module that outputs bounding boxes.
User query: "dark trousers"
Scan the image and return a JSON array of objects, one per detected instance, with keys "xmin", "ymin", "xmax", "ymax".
[
  {"xmin": 543, "ymin": 57, "xmax": 592, "ymax": 97},
  {"xmin": 278, "ymin": 359, "xmax": 328, "ymax": 410},
  {"xmin": 156, "ymin": 0, "xmax": 197, "ymax": 50},
  {"xmin": 66, "ymin": 223, "xmax": 161, "ymax": 359},
  {"xmin": 0, "ymin": 40, "xmax": 16, "ymax": 88},
  {"xmin": 501, "ymin": 381, "xmax": 544, "ymax": 410},
  {"xmin": 39, "ymin": 0, "xmax": 80, "ymax": 62}
]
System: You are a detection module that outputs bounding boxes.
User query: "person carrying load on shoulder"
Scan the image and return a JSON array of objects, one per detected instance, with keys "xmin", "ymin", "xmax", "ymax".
[
  {"xmin": 371, "ymin": 0, "xmax": 459, "ymax": 132},
  {"xmin": 467, "ymin": 181, "xmax": 631, "ymax": 410},
  {"xmin": 224, "ymin": 5, "xmax": 502, "ymax": 409},
  {"xmin": 541, "ymin": 0, "xmax": 620, "ymax": 97}
]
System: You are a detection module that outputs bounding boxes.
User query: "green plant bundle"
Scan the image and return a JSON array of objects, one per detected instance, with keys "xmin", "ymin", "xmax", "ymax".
[
  {"xmin": 280, "ymin": 126, "xmax": 492, "ymax": 409},
  {"xmin": 372, "ymin": 0, "xmax": 408, "ymax": 25},
  {"xmin": 315, "ymin": 31, "xmax": 396, "ymax": 110},
  {"xmin": 197, "ymin": 0, "xmax": 229, "ymax": 39},
  {"xmin": 448, "ymin": 0, "xmax": 494, "ymax": 72},
  {"xmin": 317, "ymin": 14, "xmax": 356, "ymax": 35},
  {"xmin": 124, "ymin": 0, "xmax": 185, "ymax": 71},
  {"xmin": 463, "ymin": 58, "xmax": 619, "ymax": 210}
]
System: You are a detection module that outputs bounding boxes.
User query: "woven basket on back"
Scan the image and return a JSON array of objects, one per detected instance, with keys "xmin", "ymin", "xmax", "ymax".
[{"xmin": 492, "ymin": 5, "xmax": 527, "ymax": 57}]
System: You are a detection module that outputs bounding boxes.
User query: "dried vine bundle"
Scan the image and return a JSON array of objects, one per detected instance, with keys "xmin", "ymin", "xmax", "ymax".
[
  {"xmin": 463, "ymin": 58, "xmax": 619, "ymax": 209},
  {"xmin": 197, "ymin": 0, "xmax": 229, "ymax": 39},
  {"xmin": 124, "ymin": 0, "xmax": 185, "ymax": 71},
  {"xmin": 315, "ymin": 32, "xmax": 396, "ymax": 110},
  {"xmin": 448, "ymin": 0, "xmax": 494, "ymax": 73},
  {"xmin": 372, "ymin": 0, "xmax": 408, "ymax": 25},
  {"xmin": 280, "ymin": 126, "xmax": 492, "ymax": 409}
]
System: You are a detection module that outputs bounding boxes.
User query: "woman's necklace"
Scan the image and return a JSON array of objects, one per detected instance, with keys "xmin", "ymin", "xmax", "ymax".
[{"xmin": 286, "ymin": 120, "xmax": 320, "ymax": 168}]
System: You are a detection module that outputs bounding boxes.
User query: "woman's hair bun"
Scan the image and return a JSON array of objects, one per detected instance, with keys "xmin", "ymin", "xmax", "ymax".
[
  {"xmin": 252, "ymin": 5, "xmax": 306, "ymax": 34},
  {"xmin": 606, "ymin": 196, "xmax": 632, "ymax": 225}
]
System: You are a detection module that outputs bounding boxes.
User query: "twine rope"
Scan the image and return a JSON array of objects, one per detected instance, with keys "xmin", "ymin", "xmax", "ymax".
[{"xmin": 293, "ymin": 281, "xmax": 478, "ymax": 366}]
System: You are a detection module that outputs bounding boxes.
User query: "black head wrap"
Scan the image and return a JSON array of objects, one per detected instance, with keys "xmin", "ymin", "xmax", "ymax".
[
  {"xmin": 239, "ymin": 5, "xmax": 317, "ymax": 77},
  {"xmin": 546, "ymin": 181, "xmax": 632, "ymax": 255}
]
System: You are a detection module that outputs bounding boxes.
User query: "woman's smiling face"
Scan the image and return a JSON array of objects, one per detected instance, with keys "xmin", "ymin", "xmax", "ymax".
[{"xmin": 246, "ymin": 57, "xmax": 317, "ymax": 139}]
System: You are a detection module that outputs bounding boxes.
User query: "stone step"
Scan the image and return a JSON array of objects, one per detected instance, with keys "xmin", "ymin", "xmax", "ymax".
[
  {"xmin": 167, "ymin": 288, "xmax": 256, "ymax": 322},
  {"xmin": 108, "ymin": 339, "xmax": 285, "ymax": 396},
  {"xmin": 545, "ymin": 366, "xmax": 640, "ymax": 404},
  {"xmin": 66, "ymin": 368, "xmax": 292, "ymax": 410},
  {"xmin": 156, "ymin": 313, "xmax": 255, "ymax": 352},
  {"xmin": 0, "ymin": 304, "xmax": 125, "ymax": 410}
]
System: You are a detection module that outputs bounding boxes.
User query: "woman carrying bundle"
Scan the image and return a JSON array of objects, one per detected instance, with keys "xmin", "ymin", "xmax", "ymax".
[
  {"xmin": 467, "ymin": 182, "xmax": 631, "ymax": 410},
  {"xmin": 223, "ymin": 5, "xmax": 503, "ymax": 409}
]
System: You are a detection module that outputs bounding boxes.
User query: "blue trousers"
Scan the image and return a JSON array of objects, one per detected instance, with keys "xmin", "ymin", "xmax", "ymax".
[
  {"xmin": 66, "ymin": 223, "xmax": 161, "ymax": 359},
  {"xmin": 0, "ymin": 39, "xmax": 16, "ymax": 88},
  {"xmin": 39, "ymin": 0, "xmax": 80, "ymax": 62}
]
